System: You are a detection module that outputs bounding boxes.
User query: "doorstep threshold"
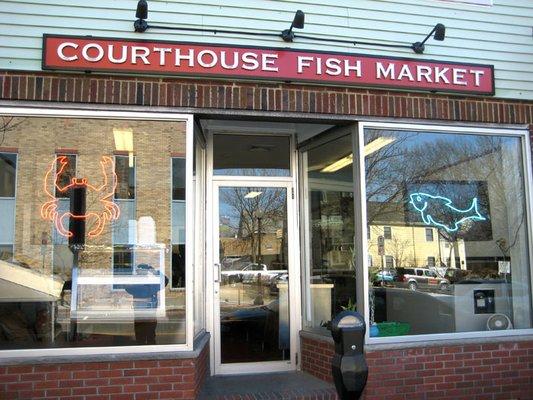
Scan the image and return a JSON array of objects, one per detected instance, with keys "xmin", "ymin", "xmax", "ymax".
[{"xmin": 198, "ymin": 371, "xmax": 337, "ymax": 399}]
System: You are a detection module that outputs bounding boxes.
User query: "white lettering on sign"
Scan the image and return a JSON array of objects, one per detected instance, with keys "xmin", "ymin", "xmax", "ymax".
[
  {"xmin": 417, "ymin": 66, "xmax": 433, "ymax": 83},
  {"xmin": 108, "ymin": 45, "xmax": 127, "ymax": 64},
  {"xmin": 397, "ymin": 64, "xmax": 415, "ymax": 81},
  {"xmin": 262, "ymin": 54, "xmax": 279, "ymax": 72},
  {"xmin": 241, "ymin": 52, "xmax": 259, "ymax": 70},
  {"xmin": 376, "ymin": 63, "xmax": 395, "ymax": 80},
  {"xmin": 470, "ymin": 70, "xmax": 485, "ymax": 86},
  {"xmin": 435, "ymin": 67, "xmax": 450, "ymax": 84},
  {"xmin": 57, "ymin": 42, "xmax": 79, "ymax": 61},
  {"xmin": 197, "ymin": 50, "xmax": 218, "ymax": 68},
  {"xmin": 344, "ymin": 59, "xmax": 361, "ymax": 77},
  {"xmin": 297, "ymin": 56, "xmax": 361, "ymax": 77},
  {"xmin": 153, "ymin": 47, "xmax": 171, "ymax": 66},
  {"xmin": 453, "ymin": 69, "xmax": 467, "ymax": 85},
  {"xmin": 376, "ymin": 63, "xmax": 483, "ymax": 88},
  {"xmin": 326, "ymin": 58, "xmax": 342, "ymax": 76},
  {"xmin": 82, "ymin": 44, "xmax": 104, "ymax": 63},
  {"xmin": 175, "ymin": 49, "xmax": 194, "ymax": 67},
  {"xmin": 131, "ymin": 46, "xmax": 150, "ymax": 65},
  {"xmin": 221, "ymin": 51, "xmax": 238, "ymax": 69}
]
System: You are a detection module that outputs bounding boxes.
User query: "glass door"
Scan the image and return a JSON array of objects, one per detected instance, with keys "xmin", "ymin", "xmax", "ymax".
[{"xmin": 213, "ymin": 182, "xmax": 295, "ymax": 374}]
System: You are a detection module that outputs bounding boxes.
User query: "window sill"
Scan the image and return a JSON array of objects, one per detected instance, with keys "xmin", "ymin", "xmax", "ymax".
[{"xmin": 0, "ymin": 332, "xmax": 209, "ymax": 366}]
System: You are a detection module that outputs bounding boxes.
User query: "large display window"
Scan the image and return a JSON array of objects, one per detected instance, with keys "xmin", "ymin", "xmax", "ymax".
[
  {"xmin": 362, "ymin": 123, "xmax": 532, "ymax": 339},
  {"xmin": 301, "ymin": 121, "xmax": 533, "ymax": 341},
  {"xmin": 0, "ymin": 110, "xmax": 195, "ymax": 353}
]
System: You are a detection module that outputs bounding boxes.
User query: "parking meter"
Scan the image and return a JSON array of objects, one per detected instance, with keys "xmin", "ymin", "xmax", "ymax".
[{"xmin": 331, "ymin": 311, "xmax": 368, "ymax": 400}]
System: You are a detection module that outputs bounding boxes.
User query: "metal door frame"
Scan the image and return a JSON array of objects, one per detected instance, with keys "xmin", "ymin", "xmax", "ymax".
[{"xmin": 205, "ymin": 132, "xmax": 301, "ymax": 375}]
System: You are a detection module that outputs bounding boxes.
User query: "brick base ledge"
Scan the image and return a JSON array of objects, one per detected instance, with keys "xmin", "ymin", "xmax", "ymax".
[
  {"xmin": 300, "ymin": 331, "xmax": 533, "ymax": 400},
  {"xmin": 0, "ymin": 334, "xmax": 210, "ymax": 399}
]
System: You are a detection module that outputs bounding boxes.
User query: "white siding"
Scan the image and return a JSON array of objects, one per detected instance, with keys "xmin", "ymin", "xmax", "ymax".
[{"xmin": 0, "ymin": 0, "xmax": 532, "ymax": 100}]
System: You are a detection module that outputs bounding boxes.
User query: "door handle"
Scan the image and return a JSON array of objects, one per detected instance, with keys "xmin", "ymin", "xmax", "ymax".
[{"xmin": 214, "ymin": 263, "xmax": 221, "ymax": 283}]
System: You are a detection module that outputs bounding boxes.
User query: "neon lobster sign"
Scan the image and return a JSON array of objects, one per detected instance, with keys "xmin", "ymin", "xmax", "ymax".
[{"xmin": 41, "ymin": 156, "xmax": 121, "ymax": 238}]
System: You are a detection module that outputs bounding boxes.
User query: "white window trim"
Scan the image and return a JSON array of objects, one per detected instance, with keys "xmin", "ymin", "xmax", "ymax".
[
  {"xmin": 0, "ymin": 107, "xmax": 195, "ymax": 358},
  {"xmin": 356, "ymin": 121, "xmax": 533, "ymax": 345}
]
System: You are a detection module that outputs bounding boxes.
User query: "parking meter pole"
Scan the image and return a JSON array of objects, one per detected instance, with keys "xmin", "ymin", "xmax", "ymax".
[{"xmin": 331, "ymin": 311, "xmax": 368, "ymax": 400}]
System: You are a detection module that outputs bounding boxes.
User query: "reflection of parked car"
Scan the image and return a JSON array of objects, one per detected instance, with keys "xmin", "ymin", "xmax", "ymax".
[
  {"xmin": 444, "ymin": 268, "xmax": 476, "ymax": 284},
  {"xmin": 221, "ymin": 263, "xmax": 286, "ymax": 284},
  {"xmin": 395, "ymin": 268, "xmax": 450, "ymax": 292},
  {"xmin": 375, "ymin": 269, "xmax": 398, "ymax": 284},
  {"xmin": 240, "ymin": 263, "xmax": 269, "ymax": 283}
]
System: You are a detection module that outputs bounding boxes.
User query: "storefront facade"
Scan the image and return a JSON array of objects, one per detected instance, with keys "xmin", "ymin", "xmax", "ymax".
[{"xmin": 0, "ymin": 1, "xmax": 532, "ymax": 399}]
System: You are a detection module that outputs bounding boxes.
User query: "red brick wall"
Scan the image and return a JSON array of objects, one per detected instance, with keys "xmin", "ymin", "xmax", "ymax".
[
  {"xmin": 301, "ymin": 334, "xmax": 533, "ymax": 400},
  {"xmin": 0, "ymin": 71, "xmax": 532, "ymax": 126},
  {"xmin": 0, "ymin": 343, "xmax": 209, "ymax": 400}
]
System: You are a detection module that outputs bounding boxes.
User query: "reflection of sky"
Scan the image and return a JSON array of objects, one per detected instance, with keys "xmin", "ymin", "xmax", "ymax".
[
  {"xmin": 218, "ymin": 187, "xmax": 286, "ymax": 233},
  {"xmin": 364, "ymin": 129, "xmax": 521, "ymax": 204}
]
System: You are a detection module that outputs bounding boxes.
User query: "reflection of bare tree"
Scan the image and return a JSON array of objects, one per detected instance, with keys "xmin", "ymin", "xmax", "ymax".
[
  {"xmin": 389, "ymin": 235, "xmax": 411, "ymax": 268},
  {"xmin": 0, "ymin": 117, "xmax": 26, "ymax": 146},
  {"xmin": 220, "ymin": 187, "xmax": 286, "ymax": 263},
  {"xmin": 365, "ymin": 129, "xmax": 525, "ymax": 268}
]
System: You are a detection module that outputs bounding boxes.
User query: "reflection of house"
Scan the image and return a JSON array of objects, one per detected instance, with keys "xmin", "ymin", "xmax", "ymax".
[
  {"xmin": 368, "ymin": 225, "xmax": 442, "ymax": 268},
  {"xmin": 221, "ymin": 233, "xmax": 280, "ymax": 258}
]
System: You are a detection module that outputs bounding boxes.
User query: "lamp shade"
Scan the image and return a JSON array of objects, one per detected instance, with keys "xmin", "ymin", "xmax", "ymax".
[
  {"xmin": 434, "ymin": 23, "xmax": 445, "ymax": 41},
  {"xmin": 292, "ymin": 10, "xmax": 305, "ymax": 29},
  {"xmin": 136, "ymin": 0, "xmax": 148, "ymax": 20}
]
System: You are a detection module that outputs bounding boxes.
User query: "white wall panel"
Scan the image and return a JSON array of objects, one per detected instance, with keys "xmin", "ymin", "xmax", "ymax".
[{"xmin": 0, "ymin": 0, "xmax": 531, "ymax": 100}]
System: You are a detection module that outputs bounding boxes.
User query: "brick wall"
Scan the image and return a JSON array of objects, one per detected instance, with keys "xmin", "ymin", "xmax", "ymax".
[
  {"xmin": 1, "ymin": 71, "xmax": 532, "ymax": 126},
  {"xmin": 0, "ymin": 341, "xmax": 209, "ymax": 400},
  {"xmin": 301, "ymin": 334, "xmax": 533, "ymax": 400}
]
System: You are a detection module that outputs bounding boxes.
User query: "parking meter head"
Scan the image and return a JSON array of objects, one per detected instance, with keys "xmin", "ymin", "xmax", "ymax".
[
  {"xmin": 331, "ymin": 311, "xmax": 365, "ymax": 345},
  {"xmin": 331, "ymin": 311, "xmax": 368, "ymax": 399}
]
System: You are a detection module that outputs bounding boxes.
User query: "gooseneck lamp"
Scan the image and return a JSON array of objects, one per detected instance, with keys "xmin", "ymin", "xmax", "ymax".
[
  {"xmin": 281, "ymin": 10, "xmax": 305, "ymax": 42},
  {"xmin": 412, "ymin": 23, "xmax": 446, "ymax": 54},
  {"xmin": 134, "ymin": 0, "xmax": 148, "ymax": 33},
  {"xmin": 133, "ymin": 1, "xmax": 445, "ymax": 54}
]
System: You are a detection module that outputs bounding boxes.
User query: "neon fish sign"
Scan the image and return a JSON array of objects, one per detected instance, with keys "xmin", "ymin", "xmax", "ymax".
[
  {"xmin": 41, "ymin": 156, "xmax": 120, "ymax": 238},
  {"xmin": 409, "ymin": 192, "xmax": 485, "ymax": 233}
]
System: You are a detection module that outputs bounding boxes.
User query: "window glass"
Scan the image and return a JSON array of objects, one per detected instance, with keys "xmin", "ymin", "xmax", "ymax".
[
  {"xmin": 171, "ymin": 157, "xmax": 187, "ymax": 289},
  {"xmin": 0, "ymin": 153, "xmax": 17, "ymax": 197},
  {"xmin": 0, "ymin": 116, "xmax": 187, "ymax": 349},
  {"xmin": 0, "ymin": 244, "xmax": 13, "ymax": 261},
  {"xmin": 366, "ymin": 128, "xmax": 531, "ymax": 337},
  {"xmin": 114, "ymin": 155, "xmax": 135, "ymax": 199},
  {"xmin": 383, "ymin": 226, "xmax": 392, "ymax": 239},
  {"xmin": 54, "ymin": 155, "xmax": 76, "ymax": 198},
  {"xmin": 213, "ymin": 135, "xmax": 290, "ymax": 176},
  {"xmin": 303, "ymin": 134, "xmax": 355, "ymax": 331},
  {"xmin": 0, "ymin": 153, "xmax": 16, "ymax": 261},
  {"xmin": 172, "ymin": 158, "xmax": 186, "ymax": 200}
]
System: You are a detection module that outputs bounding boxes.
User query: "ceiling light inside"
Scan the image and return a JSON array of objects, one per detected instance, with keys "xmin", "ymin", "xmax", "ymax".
[
  {"xmin": 244, "ymin": 191, "xmax": 263, "ymax": 199},
  {"xmin": 320, "ymin": 136, "xmax": 396, "ymax": 173}
]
